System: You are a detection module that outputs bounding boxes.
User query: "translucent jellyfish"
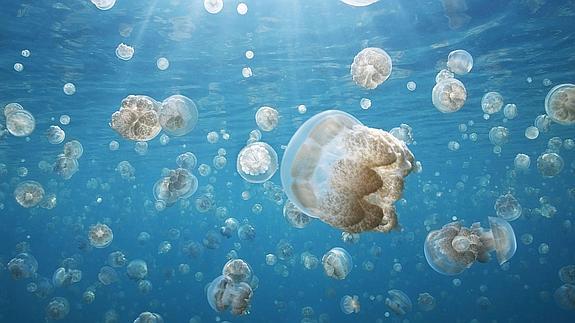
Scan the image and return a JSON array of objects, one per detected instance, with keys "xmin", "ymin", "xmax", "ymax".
[
  {"xmin": 138, "ymin": 280, "xmax": 153, "ymax": 294},
  {"xmin": 537, "ymin": 152, "xmax": 564, "ymax": 178},
  {"xmin": 340, "ymin": 0, "xmax": 380, "ymax": 7},
  {"xmin": 504, "ymin": 104, "xmax": 518, "ymax": 119},
  {"xmin": 98, "ymin": 266, "xmax": 119, "ymax": 285},
  {"xmin": 525, "ymin": 126, "xmax": 539, "ymax": 140},
  {"xmin": 203, "ymin": 230, "xmax": 222, "ymax": 249},
  {"xmin": 514, "ymin": 153, "xmax": 530, "ymax": 171},
  {"xmin": 360, "ymin": 98, "xmax": 372, "ymax": 110},
  {"xmin": 88, "ymin": 223, "xmax": 113, "ymax": 248},
  {"xmin": 301, "ymin": 252, "xmax": 319, "ymax": 270},
  {"xmin": 545, "ymin": 84, "xmax": 575, "ymax": 125},
  {"xmin": 237, "ymin": 142, "xmax": 278, "ymax": 183},
  {"xmin": 115, "ymin": 43, "xmax": 134, "ymax": 60},
  {"xmin": 385, "ymin": 290, "xmax": 412, "ymax": 316},
  {"xmin": 390, "ymin": 124, "xmax": 414, "ymax": 145},
  {"xmin": 134, "ymin": 312, "xmax": 164, "ymax": 323},
  {"xmin": 417, "ymin": 292, "xmax": 436, "ymax": 311},
  {"xmin": 424, "ymin": 217, "xmax": 517, "ymax": 275},
  {"xmin": 435, "ymin": 69, "xmax": 454, "ymax": 83},
  {"xmin": 340, "ymin": 295, "xmax": 360, "ymax": 314},
  {"xmin": 255, "ymin": 106, "xmax": 279, "ymax": 132},
  {"xmin": 5, "ymin": 107, "xmax": 35, "ymax": 137},
  {"xmin": 176, "ymin": 152, "xmax": 197, "ymax": 170},
  {"xmin": 554, "ymin": 284, "xmax": 575, "ymax": 310},
  {"xmin": 489, "ymin": 126, "xmax": 510, "ymax": 146},
  {"xmin": 350, "ymin": 47, "xmax": 392, "ymax": 90},
  {"xmin": 14, "ymin": 62, "xmax": 24, "ymax": 71},
  {"xmin": 153, "ymin": 168, "xmax": 198, "ymax": 206},
  {"xmin": 127, "ymin": 259, "xmax": 148, "ymax": 280},
  {"xmin": 108, "ymin": 251, "xmax": 127, "ymax": 267},
  {"xmin": 14, "ymin": 180, "xmax": 45, "ymax": 208},
  {"xmin": 91, "ymin": 0, "xmax": 116, "ymax": 10},
  {"xmin": 447, "ymin": 50, "xmax": 473, "ymax": 75},
  {"xmin": 45, "ymin": 297, "xmax": 70, "ymax": 320},
  {"xmin": 281, "ymin": 110, "xmax": 415, "ymax": 233},
  {"xmin": 222, "ymin": 259, "xmax": 252, "ymax": 283},
  {"xmin": 407, "ymin": 81, "xmax": 417, "ymax": 91},
  {"xmin": 559, "ymin": 265, "xmax": 575, "ymax": 284},
  {"xmin": 82, "ymin": 290, "xmax": 95, "ymax": 304},
  {"xmin": 481, "ymin": 92, "xmax": 504, "ymax": 114},
  {"xmin": 110, "ymin": 95, "xmax": 162, "ymax": 141},
  {"xmin": 63, "ymin": 140, "xmax": 83, "ymax": 159},
  {"xmin": 159, "ymin": 95, "xmax": 198, "ymax": 136},
  {"xmin": 46, "ymin": 125, "xmax": 65, "ymax": 144},
  {"xmin": 116, "ymin": 161, "xmax": 135, "ymax": 180},
  {"xmin": 535, "ymin": 114, "xmax": 552, "ymax": 133},
  {"xmin": 63, "ymin": 83, "xmax": 76, "ymax": 95},
  {"xmin": 432, "ymin": 78, "xmax": 467, "ymax": 113},
  {"xmin": 53, "ymin": 154, "xmax": 79, "ymax": 180},
  {"xmin": 238, "ymin": 224, "xmax": 256, "ymax": 240},
  {"xmin": 156, "ymin": 57, "xmax": 169, "ymax": 70},
  {"xmin": 53, "ymin": 267, "xmax": 82, "ymax": 287},
  {"xmin": 237, "ymin": 2, "xmax": 248, "ymax": 14},
  {"xmin": 494, "ymin": 193, "xmax": 522, "ymax": 221},
  {"xmin": 266, "ymin": 254, "xmax": 277, "ymax": 266},
  {"xmin": 322, "ymin": 247, "xmax": 353, "ymax": 280},
  {"xmin": 204, "ymin": 0, "xmax": 223, "ymax": 14},
  {"xmin": 206, "ymin": 275, "xmax": 253, "ymax": 315},
  {"xmin": 283, "ymin": 199, "xmax": 312, "ymax": 229},
  {"xmin": 7, "ymin": 253, "xmax": 38, "ymax": 279}
]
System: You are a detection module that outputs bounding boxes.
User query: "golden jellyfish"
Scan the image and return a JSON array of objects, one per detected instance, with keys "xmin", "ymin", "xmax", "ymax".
[
  {"xmin": 222, "ymin": 259, "xmax": 252, "ymax": 283},
  {"xmin": 350, "ymin": 47, "xmax": 392, "ymax": 90},
  {"xmin": 110, "ymin": 95, "xmax": 162, "ymax": 141},
  {"xmin": 545, "ymin": 84, "xmax": 575, "ymax": 126},
  {"xmin": 88, "ymin": 223, "xmax": 114, "ymax": 248}
]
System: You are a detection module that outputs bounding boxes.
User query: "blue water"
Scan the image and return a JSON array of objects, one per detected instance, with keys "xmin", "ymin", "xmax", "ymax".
[{"xmin": 1, "ymin": 0, "xmax": 575, "ymax": 322}]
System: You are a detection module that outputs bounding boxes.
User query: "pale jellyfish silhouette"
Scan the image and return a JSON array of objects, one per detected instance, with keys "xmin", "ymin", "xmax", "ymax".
[
  {"xmin": 514, "ymin": 153, "xmax": 530, "ymax": 171},
  {"xmin": 537, "ymin": 152, "xmax": 564, "ymax": 178},
  {"xmin": 447, "ymin": 50, "xmax": 473, "ymax": 75},
  {"xmin": 7, "ymin": 253, "xmax": 38, "ymax": 279},
  {"xmin": 280, "ymin": 110, "xmax": 415, "ymax": 233},
  {"xmin": 489, "ymin": 126, "xmax": 510, "ymax": 146},
  {"xmin": 222, "ymin": 259, "xmax": 252, "ymax": 283},
  {"xmin": 340, "ymin": 0, "xmax": 380, "ymax": 7},
  {"xmin": 554, "ymin": 284, "xmax": 575, "ymax": 310},
  {"xmin": 432, "ymin": 78, "xmax": 467, "ymax": 113},
  {"xmin": 46, "ymin": 125, "xmax": 65, "ymax": 144},
  {"xmin": 134, "ymin": 312, "xmax": 164, "ymax": 323},
  {"xmin": 116, "ymin": 43, "xmax": 134, "ymax": 60},
  {"xmin": 110, "ymin": 95, "xmax": 162, "ymax": 141},
  {"xmin": 127, "ymin": 259, "xmax": 148, "ymax": 280},
  {"xmin": 45, "ymin": 297, "xmax": 70, "ymax": 320},
  {"xmin": 97, "ymin": 266, "xmax": 119, "ymax": 285},
  {"xmin": 53, "ymin": 267, "xmax": 82, "ymax": 287},
  {"xmin": 159, "ymin": 95, "xmax": 198, "ymax": 136},
  {"xmin": 5, "ymin": 105, "xmax": 35, "ymax": 137},
  {"xmin": 545, "ymin": 84, "xmax": 575, "ymax": 125},
  {"xmin": 322, "ymin": 247, "xmax": 353, "ymax": 280},
  {"xmin": 204, "ymin": 0, "xmax": 223, "ymax": 14},
  {"xmin": 206, "ymin": 275, "xmax": 253, "ymax": 315},
  {"xmin": 385, "ymin": 289, "xmax": 412, "ymax": 316},
  {"xmin": 300, "ymin": 251, "xmax": 319, "ymax": 270},
  {"xmin": 236, "ymin": 142, "xmax": 278, "ymax": 183},
  {"xmin": 424, "ymin": 217, "xmax": 517, "ymax": 275},
  {"xmin": 153, "ymin": 168, "xmax": 198, "ymax": 206},
  {"xmin": 14, "ymin": 180, "xmax": 45, "ymax": 208},
  {"xmin": 283, "ymin": 199, "xmax": 312, "ymax": 229},
  {"xmin": 255, "ymin": 106, "xmax": 279, "ymax": 132},
  {"xmin": 91, "ymin": 0, "xmax": 116, "ymax": 10},
  {"xmin": 88, "ymin": 223, "xmax": 113, "ymax": 248},
  {"xmin": 482, "ymin": 92, "xmax": 504, "ymax": 114},
  {"xmin": 559, "ymin": 265, "xmax": 575, "ymax": 284},
  {"xmin": 435, "ymin": 69, "xmax": 454, "ymax": 83},
  {"xmin": 176, "ymin": 152, "xmax": 197, "ymax": 170},
  {"xmin": 350, "ymin": 48, "xmax": 392, "ymax": 90},
  {"xmin": 340, "ymin": 295, "xmax": 361, "ymax": 314},
  {"xmin": 63, "ymin": 140, "xmax": 83, "ymax": 159},
  {"xmin": 494, "ymin": 193, "xmax": 522, "ymax": 221},
  {"xmin": 417, "ymin": 292, "xmax": 436, "ymax": 311},
  {"xmin": 53, "ymin": 154, "xmax": 79, "ymax": 180}
]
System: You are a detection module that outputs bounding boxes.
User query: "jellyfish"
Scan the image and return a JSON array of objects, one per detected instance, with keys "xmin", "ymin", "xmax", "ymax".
[
  {"xmin": 110, "ymin": 95, "xmax": 162, "ymax": 141},
  {"xmin": 514, "ymin": 153, "xmax": 530, "ymax": 171},
  {"xmin": 432, "ymin": 78, "xmax": 467, "ymax": 113},
  {"xmin": 91, "ymin": 0, "xmax": 116, "ymax": 10},
  {"xmin": 554, "ymin": 284, "xmax": 575, "ymax": 310},
  {"xmin": 5, "ymin": 107, "xmax": 35, "ymax": 137},
  {"xmin": 350, "ymin": 47, "xmax": 392, "ymax": 90},
  {"xmin": 537, "ymin": 152, "xmax": 564, "ymax": 177},
  {"xmin": 157, "ymin": 57, "xmax": 169, "ymax": 70},
  {"xmin": 276, "ymin": 240, "xmax": 295, "ymax": 260},
  {"xmin": 82, "ymin": 290, "xmax": 96, "ymax": 304},
  {"xmin": 300, "ymin": 252, "xmax": 319, "ymax": 270},
  {"xmin": 283, "ymin": 199, "xmax": 312, "ymax": 229},
  {"xmin": 182, "ymin": 241, "xmax": 204, "ymax": 258},
  {"xmin": 53, "ymin": 154, "xmax": 79, "ymax": 180},
  {"xmin": 207, "ymin": 275, "xmax": 253, "ymax": 316},
  {"xmin": 108, "ymin": 251, "xmax": 127, "ymax": 267},
  {"xmin": 488, "ymin": 126, "xmax": 510, "ymax": 146},
  {"xmin": 417, "ymin": 292, "xmax": 436, "ymax": 311},
  {"xmin": 340, "ymin": 0, "xmax": 379, "ymax": 6},
  {"xmin": 88, "ymin": 223, "xmax": 113, "ymax": 248},
  {"xmin": 127, "ymin": 259, "xmax": 148, "ymax": 280},
  {"xmin": 504, "ymin": 103, "xmax": 518, "ymax": 119},
  {"xmin": 435, "ymin": 69, "xmax": 455, "ymax": 83},
  {"xmin": 442, "ymin": 0, "xmax": 470, "ymax": 29},
  {"xmin": 340, "ymin": 295, "xmax": 360, "ymax": 314},
  {"xmin": 115, "ymin": 43, "xmax": 134, "ymax": 60},
  {"xmin": 237, "ymin": 142, "xmax": 278, "ymax": 183},
  {"xmin": 45, "ymin": 297, "xmax": 70, "ymax": 320},
  {"xmin": 482, "ymin": 92, "xmax": 504, "ymax": 114},
  {"xmin": 98, "ymin": 266, "xmax": 119, "ymax": 285},
  {"xmin": 7, "ymin": 253, "xmax": 38, "ymax": 280},
  {"xmin": 116, "ymin": 161, "xmax": 135, "ymax": 180},
  {"xmin": 14, "ymin": 180, "xmax": 45, "ymax": 208},
  {"xmin": 202, "ymin": 230, "xmax": 222, "ymax": 249},
  {"xmin": 447, "ymin": 50, "xmax": 473, "ymax": 75},
  {"xmin": 385, "ymin": 290, "xmax": 412, "ymax": 316},
  {"xmin": 222, "ymin": 259, "xmax": 252, "ymax": 283},
  {"xmin": 134, "ymin": 312, "xmax": 164, "ymax": 323},
  {"xmin": 176, "ymin": 152, "xmax": 197, "ymax": 170},
  {"xmin": 255, "ymin": 106, "xmax": 279, "ymax": 132},
  {"xmin": 238, "ymin": 224, "xmax": 256, "ymax": 241},
  {"xmin": 53, "ymin": 267, "xmax": 82, "ymax": 287},
  {"xmin": 545, "ymin": 84, "xmax": 575, "ymax": 125},
  {"xmin": 153, "ymin": 168, "xmax": 198, "ymax": 206},
  {"xmin": 559, "ymin": 265, "xmax": 575, "ymax": 284},
  {"xmin": 281, "ymin": 110, "xmax": 415, "ymax": 233},
  {"xmin": 424, "ymin": 217, "xmax": 517, "ymax": 275},
  {"xmin": 159, "ymin": 95, "xmax": 198, "ymax": 136},
  {"xmin": 322, "ymin": 247, "xmax": 353, "ymax": 280},
  {"xmin": 46, "ymin": 125, "xmax": 65, "ymax": 144},
  {"xmin": 204, "ymin": 0, "xmax": 223, "ymax": 14},
  {"xmin": 494, "ymin": 193, "xmax": 522, "ymax": 221},
  {"xmin": 389, "ymin": 124, "xmax": 414, "ymax": 145},
  {"xmin": 63, "ymin": 140, "xmax": 84, "ymax": 159}
]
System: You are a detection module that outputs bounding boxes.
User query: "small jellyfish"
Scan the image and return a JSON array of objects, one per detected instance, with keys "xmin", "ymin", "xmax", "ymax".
[
  {"xmin": 97, "ymin": 266, "xmax": 119, "ymax": 285},
  {"xmin": 488, "ymin": 126, "xmax": 510, "ymax": 146},
  {"xmin": 156, "ymin": 57, "xmax": 169, "ymax": 70},
  {"xmin": 360, "ymin": 98, "xmax": 372, "ymax": 110},
  {"xmin": 206, "ymin": 275, "xmax": 253, "ymax": 316},
  {"xmin": 494, "ymin": 193, "xmax": 522, "ymax": 221},
  {"xmin": 5, "ymin": 106, "xmax": 35, "ymax": 137},
  {"xmin": 432, "ymin": 78, "xmax": 467, "ymax": 113},
  {"xmin": 322, "ymin": 247, "xmax": 353, "ymax": 280},
  {"xmin": 153, "ymin": 168, "xmax": 198, "ymax": 206},
  {"xmin": 537, "ymin": 152, "xmax": 564, "ymax": 178},
  {"xmin": 283, "ymin": 200, "xmax": 312, "ymax": 229},
  {"xmin": 435, "ymin": 69, "xmax": 454, "ymax": 83},
  {"xmin": 236, "ymin": 142, "xmax": 278, "ymax": 183},
  {"xmin": 554, "ymin": 284, "xmax": 575, "ymax": 310},
  {"xmin": 14, "ymin": 180, "xmax": 45, "ymax": 208},
  {"xmin": 255, "ymin": 106, "xmax": 279, "ymax": 132},
  {"xmin": 59, "ymin": 115, "xmax": 70, "ymax": 125},
  {"xmin": 134, "ymin": 312, "xmax": 164, "ymax": 323},
  {"xmin": 91, "ymin": 0, "xmax": 116, "ymax": 10},
  {"xmin": 535, "ymin": 114, "xmax": 552, "ymax": 133},
  {"xmin": 237, "ymin": 2, "xmax": 248, "ymax": 14},
  {"xmin": 265, "ymin": 254, "xmax": 277, "ymax": 266},
  {"xmin": 14, "ymin": 62, "xmax": 24, "ymax": 71},
  {"xmin": 52, "ymin": 267, "xmax": 82, "ymax": 287},
  {"xmin": 481, "ymin": 92, "xmax": 504, "ymax": 114},
  {"xmin": 525, "ymin": 126, "xmax": 539, "ymax": 140},
  {"xmin": 504, "ymin": 104, "xmax": 518, "ymax": 119},
  {"xmin": 135, "ymin": 141, "xmax": 148, "ymax": 155},
  {"xmin": 447, "ymin": 50, "xmax": 473, "ymax": 75},
  {"xmin": 340, "ymin": 0, "xmax": 380, "ymax": 6},
  {"xmin": 45, "ymin": 297, "xmax": 70, "ymax": 320},
  {"xmin": 176, "ymin": 152, "xmax": 197, "ymax": 170},
  {"xmin": 203, "ymin": 230, "xmax": 222, "ymax": 249},
  {"xmin": 115, "ymin": 43, "xmax": 134, "ymax": 60},
  {"xmin": 545, "ymin": 84, "xmax": 575, "ymax": 126},
  {"xmin": 385, "ymin": 290, "xmax": 412, "ymax": 316},
  {"xmin": 301, "ymin": 252, "xmax": 319, "ymax": 270},
  {"xmin": 127, "ymin": 259, "xmax": 148, "ymax": 280},
  {"xmin": 88, "ymin": 223, "xmax": 113, "ymax": 248},
  {"xmin": 407, "ymin": 81, "xmax": 417, "ymax": 91},
  {"xmin": 238, "ymin": 224, "xmax": 256, "ymax": 241},
  {"xmin": 222, "ymin": 259, "xmax": 252, "ymax": 283},
  {"xmin": 109, "ymin": 140, "xmax": 120, "ymax": 150},
  {"xmin": 7, "ymin": 253, "xmax": 38, "ymax": 279},
  {"xmin": 53, "ymin": 154, "xmax": 79, "ymax": 180},
  {"xmin": 340, "ymin": 295, "xmax": 360, "ymax": 314},
  {"xmin": 350, "ymin": 47, "xmax": 392, "ymax": 90},
  {"xmin": 559, "ymin": 265, "xmax": 575, "ymax": 284},
  {"xmin": 110, "ymin": 95, "xmax": 162, "ymax": 141},
  {"xmin": 159, "ymin": 95, "xmax": 198, "ymax": 136},
  {"xmin": 204, "ymin": 0, "xmax": 223, "ymax": 14},
  {"xmin": 417, "ymin": 292, "xmax": 436, "ymax": 311},
  {"xmin": 242, "ymin": 67, "xmax": 253, "ymax": 78},
  {"xmin": 107, "ymin": 251, "xmax": 127, "ymax": 267},
  {"xmin": 82, "ymin": 290, "xmax": 95, "ymax": 304},
  {"xmin": 514, "ymin": 153, "xmax": 531, "ymax": 171},
  {"xmin": 46, "ymin": 125, "xmax": 65, "ymax": 144},
  {"xmin": 63, "ymin": 83, "xmax": 76, "ymax": 95},
  {"xmin": 390, "ymin": 123, "xmax": 414, "ymax": 145}
]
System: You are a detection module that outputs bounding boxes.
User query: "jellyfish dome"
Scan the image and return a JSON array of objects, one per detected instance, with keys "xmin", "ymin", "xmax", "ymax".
[
  {"xmin": 98, "ymin": 266, "xmax": 119, "ymax": 285},
  {"xmin": 435, "ymin": 69, "xmax": 454, "ymax": 83},
  {"xmin": 176, "ymin": 152, "xmax": 197, "ymax": 170},
  {"xmin": 222, "ymin": 259, "xmax": 252, "ymax": 283},
  {"xmin": 283, "ymin": 199, "xmax": 312, "ymax": 229},
  {"xmin": 110, "ymin": 95, "xmax": 162, "ymax": 141},
  {"xmin": 127, "ymin": 259, "xmax": 148, "ymax": 280},
  {"xmin": 340, "ymin": 0, "xmax": 380, "ymax": 6},
  {"xmin": 494, "ymin": 193, "xmax": 522, "ymax": 221},
  {"xmin": 255, "ymin": 106, "xmax": 279, "ymax": 132},
  {"xmin": 537, "ymin": 152, "xmax": 564, "ymax": 178},
  {"xmin": 322, "ymin": 247, "xmax": 353, "ymax": 280},
  {"xmin": 91, "ymin": 0, "xmax": 116, "ymax": 10},
  {"xmin": 46, "ymin": 125, "xmax": 65, "ymax": 144},
  {"xmin": 554, "ymin": 284, "xmax": 575, "ymax": 310},
  {"xmin": 514, "ymin": 153, "xmax": 531, "ymax": 171},
  {"xmin": 281, "ymin": 110, "xmax": 415, "ymax": 233},
  {"xmin": 159, "ymin": 95, "xmax": 198, "ymax": 136},
  {"xmin": 340, "ymin": 295, "xmax": 361, "ymax": 314},
  {"xmin": 559, "ymin": 265, "xmax": 575, "ymax": 284},
  {"xmin": 204, "ymin": 0, "xmax": 223, "ymax": 14},
  {"xmin": 63, "ymin": 140, "xmax": 84, "ymax": 159},
  {"xmin": 417, "ymin": 292, "xmax": 436, "ymax": 311},
  {"xmin": 237, "ymin": 142, "xmax": 278, "ymax": 183},
  {"xmin": 5, "ymin": 107, "xmax": 35, "ymax": 137},
  {"xmin": 45, "ymin": 297, "xmax": 70, "ymax": 320},
  {"xmin": 447, "ymin": 49, "xmax": 473, "ymax": 75},
  {"xmin": 350, "ymin": 47, "xmax": 392, "ymax": 90},
  {"xmin": 88, "ymin": 223, "xmax": 113, "ymax": 248},
  {"xmin": 487, "ymin": 216, "xmax": 517, "ymax": 265},
  {"xmin": 432, "ymin": 78, "xmax": 467, "ymax": 113},
  {"xmin": 545, "ymin": 84, "xmax": 575, "ymax": 125},
  {"xmin": 53, "ymin": 154, "xmax": 79, "ymax": 180},
  {"xmin": 385, "ymin": 289, "xmax": 412, "ymax": 316},
  {"xmin": 153, "ymin": 168, "xmax": 198, "ymax": 206},
  {"xmin": 134, "ymin": 312, "xmax": 164, "ymax": 323},
  {"xmin": 481, "ymin": 92, "xmax": 504, "ymax": 114},
  {"xmin": 14, "ymin": 180, "xmax": 45, "ymax": 208},
  {"xmin": 488, "ymin": 126, "xmax": 510, "ymax": 146},
  {"xmin": 206, "ymin": 275, "xmax": 254, "ymax": 316},
  {"xmin": 7, "ymin": 253, "xmax": 38, "ymax": 280}
]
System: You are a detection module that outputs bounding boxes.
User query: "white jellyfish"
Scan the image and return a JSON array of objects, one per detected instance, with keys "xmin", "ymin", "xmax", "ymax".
[
  {"xmin": 283, "ymin": 199, "xmax": 312, "ymax": 229},
  {"xmin": 204, "ymin": 0, "xmax": 224, "ymax": 14},
  {"xmin": 447, "ymin": 50, "xmax": 473, "ymax": 75},
  {"xmin": 494, "ymin": 193, "xmax": 522, "ymax": 221},
  {"xmin": 159, "ymin": 95, "xmax": 198, "ymax": 136},
  {"xmin": 435, "ymin": 69, "xmax": 454, "ymax": 83},
  {"xmin": 110, "ymin": 95, "xmax": 162, "ymax": 141},
  {"xmin": 340, "ymin": 295, "xmax": 361, "ymax": 314},
  {"xmin": 340, "ymin": 0, "xmax": 380, "ymax": 6},
  {"xmin": 236, "ymin": 142, "xmax": 278, "ymax": 183},
  {"xmin": 14, "ymin": 181, "xmax": 45, "ymax": 208},
  {"xmin": 545, "ymin": 84, "xmax": 575, "ymax": 126},
  {"xmin": 134, "ymin": 312, "xmax": 164, "ymax": 323},
  {"xmin": 385, "ymin": 290, "xmax": 412, "ymax": 316},
  {"xmin": 46, "ymin": 125, "xmax": 65, "ymax": 144},
  {"xmin": 45, "ymin": 297, "xmax": 70, "ymax": 320},
  {"xmin": 537, "ymin": 152, "xmax": 564, "ymax": 178},
  {"xmin": 504, "ymin": 104, "xmax": 518, "ymax": 119},
  {"xmin": 222, "ymin": 259, "xmax": 252, "ymax": 283},
  {"xmin": 63, "ymin": 140, "xmax": 84, "ymax": 159},
  {"xmin": 350, "ymin": 47, "xmax": 392, "ymax": 90},
  {"xmin": 488, "ymin": 126, "xmax": 510, "ymax": 146},
  {"xmin": 255, "ymin": 106, "xmax": 279, "ymax": 132},
  {"xmin": 432, "ymin": 78, "xmax": 467, "ymax": 113},
  {"xmin": 116, "ymin": 43, "xmax": 134, "ymax": 60},
  {"xmin": 91, "ymin": 0, "xmax": 116, "ymax": 10},
  {"xmin": 88, "ymin": 223, "xmax": 113, "ymax": 248},
  {"xmin": 481, "ymin": 92, "xmax": 504, "ymax": 114},
  {"xmin": 5, "ymin": 106, "xmax": 35, "ymax": 137},
  {"xmin": 7, "ymin": 253, "xmax": 38, "ymax": 279},
  {"xmin": 514, "ymin": 153, "xmax": 530, "ymax": 171},
  {"xmin": 127, "ymin": 259, "xmax": 148, "ymax": 280},
  {"xmin": 63, "ymin": 83, "xmax": 76, "ymax": 95},
  {"xmin": 156, "ymin": 57, "xmax": 169, "ymax": 70},
  {"xmin": 322, "ymin": 247, "xmax": 353, "ymax": 280}
]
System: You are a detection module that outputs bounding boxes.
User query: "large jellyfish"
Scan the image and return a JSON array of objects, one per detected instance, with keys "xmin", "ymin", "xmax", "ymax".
[
  {"xmin": 236, "ymin": 142, "xmax": 278, "ymax": 183},
  {"xmin": 494, "ymin": 193, "xmax": 522, "ymax": 221},
  {"xmin": 281, "ymin": 110, "xmax": 415, "ymax": 233},
  {"xmin": 14, "ymin": 180, "xmax": 45, "ymax": 208},
  {"xmin": 134, "ymin": 312, "xmax": 164, "ymax": 323},
  {"xmin": 447, "ymin": 50, "xmax": 473, "ymax": 75},
  {"xmin": 222, "ymin": 259, "xmax": 252, "ymax": 283},
  {"xmin": 283, "ymin": 199, "xmax": 312, "ymax": 229},
  {"xmin": 340, "ymin": 295, "xmax": 361, "ymax": 314},
  {"xmin": 110, "ymin": 95, "xmax": 162, "ymax": 141},
  {"xmin": 545, "ymin": 84, "xmax": 575, "ymax": 126},
  {"xmin": 45, "ymin": 297, "xmax": 70, "ymax": 320},
  {"xmin": 206, "ymin": 275, "xmax": 253, "ymax": 316},
  {"xmin": 88, "ymin": 223, "xmax": 113, "ymax": 248},
  {"xmin": 537, "ymin": 152, "xmax": 564, "ymax": 177},
  {"xmin": 481, "ymin": 92, "xmax": 504, "ymax": 114},
  {"xmin": 432, "ymin": 78, "xmax": 467, "ymax": 113},
  {"xmin": 385, "ymin": 289, "xmax": 412, "ymax": 316},
  {"xmin": 322, "ymin": 247, "xmax": 353, "ymax": 280},
  {"xmin": 159, "ymin": 95, "xmax": 198, "ymax": 136},
  {"xmin": 350, "ymin": 47, "xmax": 392, "ymax": 90},
  {"xmin": 7, "ymin": 253, "xmax": 38, "ymax": 280},
  {"xmin": 554, "ymin": 284, "xmax": 575, "ymax": 310},
  {"xmin": 424, "ymin": 217, "xmax": 517, "ymax": 275}
]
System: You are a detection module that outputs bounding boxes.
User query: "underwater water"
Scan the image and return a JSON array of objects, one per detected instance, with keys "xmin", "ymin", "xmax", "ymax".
[{"xmin": 1, "ymin": 0, "xmax": 575, "ymax": 322}]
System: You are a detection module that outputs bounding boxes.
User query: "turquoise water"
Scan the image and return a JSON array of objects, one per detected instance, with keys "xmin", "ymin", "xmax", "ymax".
[{"xmin": 1, "ymin": 0, "xmax": 575, "ymax": 322}]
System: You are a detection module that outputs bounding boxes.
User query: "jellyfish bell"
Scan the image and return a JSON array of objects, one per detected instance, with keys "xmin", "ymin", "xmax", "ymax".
[
  {"xmin": 350, "ymin": 47, "xmax": 392, "ymax": 90},
  {"xmin": 7, "ymin": 253, "xmax": 38, "ymax": 280},
  {"xmin": 159, "ymin": 95, "xmax": 198, "ymax": 136},
  {"xmin": 385, "ymin": 289, "xmax": 412, "ymax": 316},
  {"xmin": 340, "ymin": 0, "xmax": 380, "ymax": 6},
  {"xmin": 134, "ymin": 312, "xmax": 164, "ymax": 323},
  {"xmin": 222, "ymin": 259, "xmax": 252, "ymax": 283},
  {"xmin": 88, "ymin": 223, "xmax": 113, "ymax": 248},
  {"xmin": 14, "ymin": 180, "xmax": 45, "ymax": 208},
  {"xmin": 322, "ymin": 247, "xmax": 353, "ymax": 280},
  {"xmin": 45, "ymin": 297, "xmax": 70, "ymax": 320},
  {"xmin": 447, "ymin": 50, "xmax": 473, "ymax": 75},
  {"xmin": 486, "ymin": 216, "xmax": 517, "ymax": 265},
  {"xmin": 482, "ymin": 92, "xmax": 504, "ymax": 114},
  {"xmin": 494, "ymin": 193, "xmax": 522, "ymax": 221},
  {"xmin": 432, "ymin": 78, "xmax": 467, "ymax": 113},
  {"xmin": 340, "ymin": 295, "xmax": 361, "ymax": 314},
  {"xmin": 5, "ymin": 108, "xmax": 36, "ymax": 137},
  {"xmin": 236, "ymin": 142, "xmax": 278, "ymax": 183},
  {"xmin": 554, "ymin": 284, "xmax": 575, "ymax": 310},
  {"xmin": 281, "ymin": 110, "xmax": 414, "ymax": 233},
  {"xmin": 127, "ymin": 259, "xmax": 148, "ymax": 280},
  {"xmin": 545, "ymin": 84, "xmax": 575, "ymax": 126},
  {"xmin": 537, "ymin": 152, "xmax": 564, "ymax": 178},
  {"xmin": 255, "ymin": 106, "xmax": 279, "ymax": 132},
  {"xmin": 283, "ymin": 199, "xmax": 312, "ymax": 229},
  {"xmin": 110, "ymin": 95, "xmax": 162, "ymax": 141}
]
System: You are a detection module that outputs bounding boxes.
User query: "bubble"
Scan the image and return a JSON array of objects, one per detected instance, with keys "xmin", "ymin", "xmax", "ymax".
[
  {"xmin": 495, "ymin": 193, "xmax": 522, "ymax": 221},
  {"xmin": 5, "ymin": 106, "xmax": 35, "ymax": 137},
  {"xmin": 21, "ymin": 49, "xmax": 30, "ymax": 57},
  {"xmin": 115, "ymin": 43, "xmax": 134, "ymax": 60},
  {"xmin": 45, "ymin": 297, "xmax": 70, "ymax": 320},
  {"xmin": 156, "ymin": 57, "xmax": 169, "ymax": 70},
  {"xmin": 504, "ymin": 104, "xmax": 518, "ymax": 119},
  {"xmin": 91, "ymin": 0, "xmax": 116, "ymax": 10},
  {"xmin": 63, "ymin": 83, "xmax": 76, "ymax": 95},
  {"xmin": 134, "ymin": 312, "xmax": 164, "ymax": 323},
  {"xmin": 351, "ymin": 47, "xmax": 392, "ymax": 89},
  {"xmin": 481, "ymin": 92, "xmax": 504, "ymax": 114},
  {"xmin": 255, "ymin": 106, "xmax": 279, "ymax": 132},
  {"xmin": 322, "ymin": 247, "xmax": 353, "ymax": 280},
  {"xmin": 385, "ymin": 290, "xmax": 412, "ymax": 316},
  {"xmin": 340, "ymin": 0, "xmax": 380, "ymax": 7},
  {"xmin": 110, "ymin": 95, "xmax": 162, "ymax": 141},
  {"xmin": 447, "ymin": 50, "xmax": 473, "ymax": 75},
  {"xmin": 280, "ymin": 110, "xmax": 415, "ymax": 233},
  {"xmin": 488, "ymin": 126, "xmax": 509, "ymax": 146},
  {"xmin": 242, "ymin": 67, "xmax": 253, "ymax": 78},
  {"xmin": 206, "ymin": 275, "xmax": 253, "ymax": 315},
  {"xmin": 46, "ymin": 125, "xmax": 65, "ymax": 144},
  {"xmin": 88, "ymin": 223, "xmax": 113, "ymax": 248},
  {"xmin": 127, "ymin": 259, "xmax": 148, "ymax": 280},
  {"xmin": 432, "ymin": 78, "xmax": 467, "ymax": 113},
  {"xmin": 360, "ymin": 98, "xmax": 372, "ymax": 110},
  {"xmin": 554, "ymin": 284, "xmax": 575, "ymax": 310},
  {"xmin": 407, "ymin": 81, "xmax": 417, "ymax": 91},
  {"xmin": 159, "ymin": 95, "xmax": 198, "ymax": 136},
  {"xmin": 435, "ymin": 69, "xmax": 454, "ymax": 83},
  {"xmin": 417, "ymin": 293, "xmax": 436, "ymax": 311},
  {"xmin": 340, "ymin": 295, "xmax": 361, "ymax": 314},
  {"xmin": 237, "ymin": 142, "xmax": 278, "ymax": 183},
  {"xmin": 537, "ymin": 152, "xmax": 564, "ymax": 177},
  {"xmin": 14, "ymin": 63, "xmax": 24, "ymax": 72},
  {"xmin": 7, "ymin": 253, "xmax": 38, "ymax": 279},
  {"xmin": 237, "ymin": 3, "xmax": 248, "ymax": 15},
  {"xmin": 204, "ymin": 0, "xmax": 223, "ymax": 14},
  {"xmin": 14, "ymin": 180, "xmax": 45, "ymax": 208},
  {"xmin": 525, "ymin": 126, "xmax": 539, "ymax": 139}
]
